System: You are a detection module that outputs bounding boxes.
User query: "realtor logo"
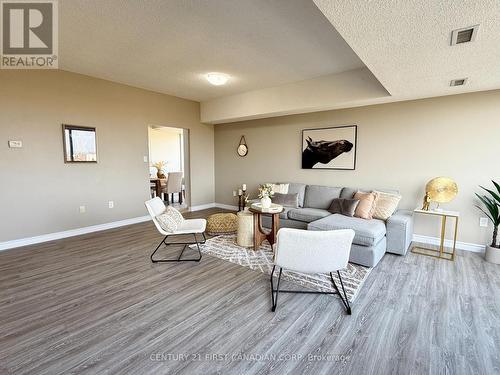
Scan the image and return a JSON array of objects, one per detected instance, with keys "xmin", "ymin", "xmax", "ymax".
[{"xmin": 1, "ymin": 0, "xmax": 58, "ymax": 68}]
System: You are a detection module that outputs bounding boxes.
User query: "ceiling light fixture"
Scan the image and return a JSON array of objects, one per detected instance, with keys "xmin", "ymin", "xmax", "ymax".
[
  {"xmin": 450, "ymin": 78, "xmax": 468, "ymax": 87},
  {"xmin": 206, "ymin": 72, "xmax": 230, "ymax": 86}
]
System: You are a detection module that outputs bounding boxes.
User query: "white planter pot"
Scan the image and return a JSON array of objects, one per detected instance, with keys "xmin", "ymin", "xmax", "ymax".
[
  {"xmin": 485, "ymin": 245, "xmax": 500, "ymax": 264},
  {"xmin": 260, "ymin": 196, "xmax": 272, "ymax": 209}
]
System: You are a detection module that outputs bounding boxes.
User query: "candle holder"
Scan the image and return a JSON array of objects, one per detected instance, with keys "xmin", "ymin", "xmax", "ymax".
[{"xmin": 238, "ymin": 185, "xmax": 248, "ymax": 211}]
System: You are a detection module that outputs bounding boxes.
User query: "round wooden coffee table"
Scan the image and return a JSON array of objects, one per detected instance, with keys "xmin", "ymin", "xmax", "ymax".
[{"xmin": 248, "ymin": 206, "xmax": 284, "ymax": 250}]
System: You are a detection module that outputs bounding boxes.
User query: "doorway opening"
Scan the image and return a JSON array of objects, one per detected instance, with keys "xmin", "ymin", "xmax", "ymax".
[{"xmin": 148, "ymin": 126, "xmax": 190, "ymax": 211}]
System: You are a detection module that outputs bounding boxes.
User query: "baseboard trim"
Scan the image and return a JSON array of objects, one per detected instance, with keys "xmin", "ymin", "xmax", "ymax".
[
  {"xmin": 412, "ymin": 234, "xmax": 485, "ymax": 253},
  {"xmin": 0, "ymin": 215, "xmax": 151, "ymax": 251},
  {"xmin": 190, "ymin": 203, "xmax": 239, "ymax": 211},
  {"xmin": 189, "ymin": 203, "xmax": 216, "ymax": 211},
  {"xmin": 215, "ymin": 203, "xmax": 239, "ymax": 211}
]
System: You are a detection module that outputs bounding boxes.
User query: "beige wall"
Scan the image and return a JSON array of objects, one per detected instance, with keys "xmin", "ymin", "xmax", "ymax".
[
  {"xmin": 0, "ymin": 70, "xmax": 214, "ymax": 242},
  {"xmin": 215, "ymin": 90, "xmax": 500, "ymax": 246}
]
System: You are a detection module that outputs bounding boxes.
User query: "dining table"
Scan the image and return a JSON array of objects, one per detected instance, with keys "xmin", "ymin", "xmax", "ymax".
[{"xmin": 150, "ymin": 177, "xmax": 167, "ymax": 199}]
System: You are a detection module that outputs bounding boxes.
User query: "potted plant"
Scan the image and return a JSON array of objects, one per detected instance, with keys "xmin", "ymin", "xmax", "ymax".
[
  {"xmin": 258, "ymin": 183, "xmax": 274, "ymax": 209},
  {"xmin": 476, "ymin": 180, "xmax": 500, "ymax": 263}
]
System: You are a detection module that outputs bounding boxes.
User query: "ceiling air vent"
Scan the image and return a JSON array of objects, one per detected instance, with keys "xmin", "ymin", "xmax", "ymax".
[
  {"xmin": 450, "ymin": 25, "xmax": 479, "ymax": 45},
  {"xmin": 450, "ymin": 78, "xmax": 467, "ymax": 87}
]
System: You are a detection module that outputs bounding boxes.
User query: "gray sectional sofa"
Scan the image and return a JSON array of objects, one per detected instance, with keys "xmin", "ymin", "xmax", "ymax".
[{"xmin": 261, "ymin": 183, "xmax": 414, "ymax": 267}]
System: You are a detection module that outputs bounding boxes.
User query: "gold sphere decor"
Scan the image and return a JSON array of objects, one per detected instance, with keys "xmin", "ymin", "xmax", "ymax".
[{"xmin": 421, "ymin": 177, "xmax": 458, "ymax": 210}]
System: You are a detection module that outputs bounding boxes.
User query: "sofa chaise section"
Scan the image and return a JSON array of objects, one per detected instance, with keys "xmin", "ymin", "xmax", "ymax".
[{"xmin": 307, "ymin": 214, "xmax": 387, "ymax": 267}]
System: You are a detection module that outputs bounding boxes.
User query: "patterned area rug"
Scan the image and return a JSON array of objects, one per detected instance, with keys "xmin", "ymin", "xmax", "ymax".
[{"xmin": 196, "ymin": 235, "xmax": 372, "ymax": 302}]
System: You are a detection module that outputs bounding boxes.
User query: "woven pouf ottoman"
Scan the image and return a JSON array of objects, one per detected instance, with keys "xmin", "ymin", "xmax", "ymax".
[{"xmin": 206, "ymin": 213, "xmax": 238, "ymax": 236}]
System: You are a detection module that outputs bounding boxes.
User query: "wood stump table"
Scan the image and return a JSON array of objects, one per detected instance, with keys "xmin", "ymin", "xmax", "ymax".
[{"xmin": 249, "ymin": 206, "xmax": 284, "ymax": 251}]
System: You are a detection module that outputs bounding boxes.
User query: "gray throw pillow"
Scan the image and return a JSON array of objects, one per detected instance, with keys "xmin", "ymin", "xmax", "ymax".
[
  {"xmin": 328, "ymin": 198, "xmax": 360, "ymax": 217},
  {"xmin": 272, "ymin": 192, "xmax": 299, "ymax": 208}
]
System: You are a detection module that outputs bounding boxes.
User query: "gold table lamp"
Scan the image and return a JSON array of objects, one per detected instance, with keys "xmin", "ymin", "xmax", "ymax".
[{"xmin": 421, "ymin": 177, "xmax": 458, "ymax": 210}]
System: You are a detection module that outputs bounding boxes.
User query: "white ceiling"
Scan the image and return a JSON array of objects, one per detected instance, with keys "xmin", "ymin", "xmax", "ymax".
[
  {"xmin": 59, "ymin": 0, "xmax": 364, "ymax": 101},
  {"xmin": 314, "ymin": 0, "xmax": 500, "ymax": 99},
  {"xmin": 203, "ymin": 0, "xmax": 500, "ymax": 123},
  {"xmin": 59, "ymin": 0, "xmax": 500, "ymax": 123}
]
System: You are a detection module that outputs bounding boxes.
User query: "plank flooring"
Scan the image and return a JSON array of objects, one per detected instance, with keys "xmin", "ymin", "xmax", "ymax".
[{"xmin": 1, "ymin": 208, "xmax": 499, "ymax": 374}]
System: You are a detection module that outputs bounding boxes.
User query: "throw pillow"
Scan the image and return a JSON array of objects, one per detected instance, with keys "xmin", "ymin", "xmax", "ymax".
[
  {"xmin": 372, "ymin": 191, "xmax": 402, "ymax": 220},
  {"xmin": 353, "ymin": 191, "xmax": 379, "ymax": 220},
  {"xmin": 156, "ymin": 206, "xmax": 184, "ymax": 232},
  {"xmin": 269, "ymin": 183, "xmax": 289, "ymax": 194},
  {"xmin": 272, "ymin": 192, "xmax": 299, "ymax": 208},
  {"xmin": 328, "ymin": 198, "xmax": 360, "ymax": 217}
]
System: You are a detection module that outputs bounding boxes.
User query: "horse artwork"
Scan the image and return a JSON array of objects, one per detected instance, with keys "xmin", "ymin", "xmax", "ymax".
[{"xmin": 301, "ymin": 125, "xmax": 357, "ymax": 170}]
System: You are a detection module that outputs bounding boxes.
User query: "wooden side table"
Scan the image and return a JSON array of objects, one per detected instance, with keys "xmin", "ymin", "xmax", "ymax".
[
  {"xmin": 412, "ymin": 208, "xmax": 459, "ymax": 261},
  {"xmin": 249, "ymin": 207, "xmax": 284, "ymax": 251}
]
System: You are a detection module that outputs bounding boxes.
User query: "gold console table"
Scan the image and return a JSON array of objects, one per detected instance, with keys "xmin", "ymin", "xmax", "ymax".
[{"xmin": 412, "ymin": 209, "xmax": 459, "ymax": 261}]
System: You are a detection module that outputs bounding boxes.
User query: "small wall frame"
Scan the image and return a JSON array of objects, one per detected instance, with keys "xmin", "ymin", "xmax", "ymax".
[{"xmin": 62, "ymin": 124, "xmax": 97, "ymax": 163}]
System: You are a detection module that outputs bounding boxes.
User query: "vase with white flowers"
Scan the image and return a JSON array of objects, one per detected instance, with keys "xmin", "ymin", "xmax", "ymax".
[
  {"xmin": 153, "ymin": 161, "xmax": 167, "ymax": 178},
  {"xmin": 258, "ymin": 183, "xmax": 274, "ymax": 209}
]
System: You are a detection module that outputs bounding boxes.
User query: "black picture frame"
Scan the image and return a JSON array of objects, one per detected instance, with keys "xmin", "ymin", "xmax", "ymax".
[{"xmin": 301, "ymin": 125, "xmax": 357, "ymax": 170}]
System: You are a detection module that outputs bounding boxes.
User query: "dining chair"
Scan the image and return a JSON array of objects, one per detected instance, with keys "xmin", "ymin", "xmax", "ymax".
[
  {"xmin": 270, "ymin": 228, "xmax": 355, "ymax": 314},
  {"xmin": 163, "ymin": 172, "xmax": 183, "ymax": 204},
  {"xmin": 145, "ymin": 197, "xmax": 206, "ymax": 262}
]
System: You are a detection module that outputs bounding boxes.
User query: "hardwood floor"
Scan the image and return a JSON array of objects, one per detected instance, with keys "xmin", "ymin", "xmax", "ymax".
[{"xmin": 1, "ymin": 208, "xmax": 499, "ymax": 374}]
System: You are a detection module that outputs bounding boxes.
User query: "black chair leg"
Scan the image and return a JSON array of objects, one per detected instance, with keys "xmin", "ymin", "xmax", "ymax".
[
  {"xmin": 330, "ymin": 271, "xmax": 352, "ymax": 315},
  {"xmin": 191, "ymin": 233, "xmax": 202, "ymax": 261},
  {"xmin": 150, "ymin": 234, "xmax": 203, "ymax": 263},
  {"xmin": 270, "ymin": 266, "xmax": 282, "ymax": 312}
]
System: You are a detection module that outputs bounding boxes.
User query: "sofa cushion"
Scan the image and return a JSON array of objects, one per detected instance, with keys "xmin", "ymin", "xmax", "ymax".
[
  {"xmin": 262, "ymin": 216, "xmax": 308, "ymax": 230},
  {"xmin": 280, "ymin": 206, "xmax": 293, "ymax": 220},
  {"xmin": 328, "ymin": 198, "xmax": 359, "ymax": 217},
  {"xmin": 272, "ymin": 192, "xmax": 299, "ymax": 208},
  {"xmin": 340, "ymin": 187, "xmax": 358, "ymax": 199},
  {"xmin": 307, "ymin": 214, "xmax": 386, "ymax": 247},
  {"xmin": 354, "ymin": 191, "xmax": 378, "ymax": 220},
  {"xmin": 270, "ymin": 183, "xmax": 289, "ymax": 194},
  {"xmin": 286, "ymin": 183, "xmax": 307, "ymax": 207},
  {"xmin": 287, "ymin": 208, "xmax": 331, "ymax": 223},
  {"xmin": 303, "ymin": 185, "xmax": 342, "ymax": 209},
  {"xmin": 372, "ymin": 190, "xmax": 401, "ymax": 220},
  {"xmin": 341, "ymin": 187, "xmax": 399, "ymax": 199}
]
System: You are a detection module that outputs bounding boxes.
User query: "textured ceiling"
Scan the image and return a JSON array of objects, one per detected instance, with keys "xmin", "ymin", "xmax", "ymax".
[
  {"xmin": 313, "ymin": 0, "xmax": 500, "ymax": 98},
  {"xmin": 59, "ymin": 0, "xmax": 364, "ymax": 101}
]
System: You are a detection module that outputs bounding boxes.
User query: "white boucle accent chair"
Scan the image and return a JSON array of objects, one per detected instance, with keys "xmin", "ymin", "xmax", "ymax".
[
  {"xmin": 145, "ymin": 197, "xmax": 206, "ymax": 262},
  {"xmin": 271, "ymin": 228, "xmax": 355, "ymax": 314}
]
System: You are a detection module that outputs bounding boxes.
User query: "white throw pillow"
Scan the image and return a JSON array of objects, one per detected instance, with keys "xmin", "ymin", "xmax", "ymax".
[
  {"xmin": 156, "ymin": 206, "xmax": 184, "ymax": 232},
  {"xmin": 269, "ymin": 183, "xmax": 289, "ymax": 194},
  {"xmin": 372, "ymin": 191, "xmax": 402, "ymax": 220}
]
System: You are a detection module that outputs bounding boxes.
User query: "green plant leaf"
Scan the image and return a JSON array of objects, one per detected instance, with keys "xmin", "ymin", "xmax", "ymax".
[
  {"xmin": 476, "ymin": 193, "xmax": 500, "ymax": 225},
  {"xmin": 476, "ymin": 193, "xmax": 494, "ymax": 210},
  {"xmin": 493, "ymin": 180, "xmax": 500, "ymax": 196},
  {"xmin": 476, "ymin": 205, "xmax": 494, "ymax": 223},
  {"xmin": 480, "ymin": 185, "xmax": 500, "ymax": 204}
]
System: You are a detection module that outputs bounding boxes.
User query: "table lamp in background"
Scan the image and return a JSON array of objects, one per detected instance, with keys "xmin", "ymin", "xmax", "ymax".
[{"xmin": 421, "ymin": 177, "xmax": 458, "ymax": 211}]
